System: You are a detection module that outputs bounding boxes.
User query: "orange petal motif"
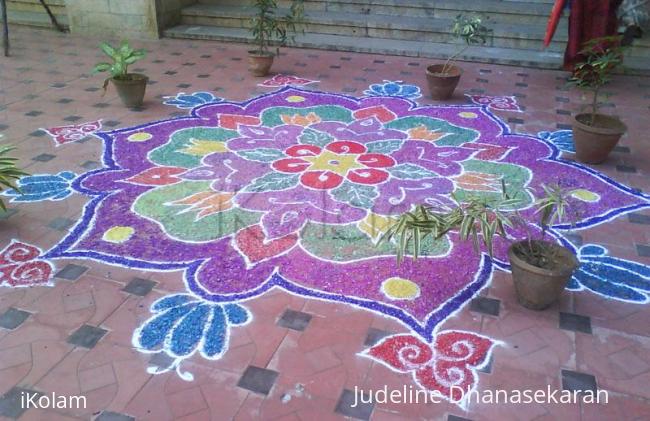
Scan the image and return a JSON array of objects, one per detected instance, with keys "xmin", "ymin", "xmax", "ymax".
[
  {"xmin": 407, "ymin": 125, "xmax": 448, "ymax": 142},
  {"xmin": 280, "ymin": 112, "xmax": 322, "ymax": 126},
  {"xmin": 169, "ymin": 191, "xmax": 234, "ymax": 219},
  {"xmin": 453, "ymin": 172, "xmax": 501, "ymax": 192}
]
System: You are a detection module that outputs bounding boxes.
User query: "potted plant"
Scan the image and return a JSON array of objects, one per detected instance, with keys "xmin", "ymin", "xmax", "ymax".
[
  {"xmin": 248, "ymin": 0, "xmax": 304, "ymax": 77},
  {"xmin": 0, "ymin": 145, "xmax": 27, "ymax": 211},
  {"xmin": 93, "ymin": 40, "xmax": 148, "ymax": 108},
  {"xmin": 568, "ymin": 36, "xmax": 627, "ymax": 164},
  {"xmin": 379, "ymin": 183, "xmax": 579, "ymax": 310},
  {"xmin": 426, "ymin": 14, "xmax": 490, "ymax": 100}
]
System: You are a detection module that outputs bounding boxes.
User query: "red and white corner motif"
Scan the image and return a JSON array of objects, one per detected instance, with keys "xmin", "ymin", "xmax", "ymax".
[
  {"xmin": 361, "ymin": 330, "xmax": 498, "ymax": 404},
  {"xmin": 0, "ymin": 241, "xmax": 54, "ymax": 287},
  {"xmin": 466, "ymin": 95, "xmax": 523, "ymax": 113},
  {"xmin": 41, "ymin": 119, "xmax": 103, "ymax": 146},
  {"xmin": 258, "ymin": 74, "xmax": 320, "ymax": 88}
]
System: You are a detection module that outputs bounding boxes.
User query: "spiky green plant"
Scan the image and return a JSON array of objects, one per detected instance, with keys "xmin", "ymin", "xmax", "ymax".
[
  {"xmin": 379, "ymin": 182, "xmax": 576, "ymax": 265},
  {"xmin": 0, "ymin": 145, "xmax": 27, "ymax": 211}
]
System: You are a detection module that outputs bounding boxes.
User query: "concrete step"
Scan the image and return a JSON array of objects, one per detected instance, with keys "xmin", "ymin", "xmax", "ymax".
[
  {"xmin": 198, "ymin": 0, "xmax": 567, "ymax": 26},
  {"xmin": 181, "ymin": 4, "xmax": 568, "ymax": 52},
  {"xmin": 2, "ymin": 9, "xmax": 69, "ymax": 29},
  {"xmin": 164, "ymin": 24, "xmax": 650, "ymax": 73},
  {"xmin": 164, "ymin": 24, "xmax": 564, "ymax": 68}
]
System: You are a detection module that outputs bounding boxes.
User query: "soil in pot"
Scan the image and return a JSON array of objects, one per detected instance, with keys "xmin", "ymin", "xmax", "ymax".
[
  {"xmin": 111, "ymin": 73, "xmax": 148, "ymax": 108},
  {"xmin": 425, "ymin": 64, "xmax": 462, "ymax": 100},
  {"xmin": 572, "ymin": 113, "xmax": 627, "ymax": 164},
  {"xmin": 248, "ymin": 51, "xmax": 275, "ymax": 77},
  {"xmin": 508, "ymin": 240, "xmax": 579, "ymax": 310}
]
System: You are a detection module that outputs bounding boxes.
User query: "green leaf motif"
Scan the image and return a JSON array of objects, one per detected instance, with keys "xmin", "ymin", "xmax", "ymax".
[
  {"xmin": 299, "ymin": 128, "xmax": 333, "ymax": 147},
  {"xmin": 387, "ymin": 164, "xmax": 438, "ymax": 180},
  {"xmin": 365, "ymin": 140, "xmax": 404, "ymax": 154},
  {"xmin": 331, "ymin": 181, "xmax": 378, "ymax": 209},
  {"xmin": 244, "ymin": 173, "xmax": 300, "ymax": 193},
  {"xmin": 237, "ymin": 148, "xmax": 285, "ymax": 162}
]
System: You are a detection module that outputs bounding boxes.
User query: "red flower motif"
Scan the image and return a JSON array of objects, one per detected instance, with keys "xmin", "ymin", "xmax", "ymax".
[
  {"xmin": 0, "ymin": 241, "xmax": 54, "ymax": 287},
  {"xmin": 271, "ymin": 140, "xmax": 394, "ymax": 190},
  {"xmin": 364, "ymin": 331, "xmax": 496, "ymax": 403},
  {"xmin": 42, "ymin": 120, "xmax": 103, "ymax": 146}
]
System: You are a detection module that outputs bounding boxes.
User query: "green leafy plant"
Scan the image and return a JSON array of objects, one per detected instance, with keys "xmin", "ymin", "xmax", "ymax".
[
  {"xmin": 441, "ymin": 14, "xmax": 490, "ymax": 74},
  {"xmin": 567, "ymin": 36, "xmax": 625, "ymax": 126},
  {"xmin": 92, "ymin": 40, "xmax": 146, "ymax": 89},
  {"xmin": 0, "ymin": 145, "xmax": 27, "ymax": 211},
  {"xmin": 250, "ymin": 0, "xmax": 304, "ymax": 55},
  {"xmin": 379, "ymin": 182, "xmax": 577, "ymax": 268}
]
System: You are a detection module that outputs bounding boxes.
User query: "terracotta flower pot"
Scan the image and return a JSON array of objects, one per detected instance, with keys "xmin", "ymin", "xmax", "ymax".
[
  {"xmin": 508, "ymin": 240, "xmax": 579, "ymax": 311},
  {"xmin": 111, "ymin": 73, "xmax": 148, "ymax": 108},
  {"xmin": 425, "ymin": 64, "xmax": 462, "ymax": 100},
  {"xmin": 572, "ymin": 113, "xmax": 627, "ymax": 164},
  {"xmin": 248, "ymin": 51, "xmax": 275, "ymax": 77}
]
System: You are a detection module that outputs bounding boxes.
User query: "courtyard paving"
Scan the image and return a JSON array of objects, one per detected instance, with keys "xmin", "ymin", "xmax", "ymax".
[{"xmin": 0, "ymin": 26, "xmax": 650, "ymax": 421}]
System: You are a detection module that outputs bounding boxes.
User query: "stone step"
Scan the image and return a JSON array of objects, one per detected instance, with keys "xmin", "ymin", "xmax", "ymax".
[
  {"xmin": 198, "ymin": 0, "xmax": 567, "ymax": 26},
  {"xmin": 2, "ymin": 9, "xmax": 69, "ymax": 29},
  {"xmin": 181, "ymin": 4, "xmax": 569, "ymax": 52},
  {"xmin": 164, "ymin": 24, "xmax": 650, "ymax": 73}
]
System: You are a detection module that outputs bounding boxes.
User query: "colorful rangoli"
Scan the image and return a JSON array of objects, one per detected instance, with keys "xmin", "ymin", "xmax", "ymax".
[{"xmin": 20, "ymin": 86, "xmax": 649, "ymax": 401}]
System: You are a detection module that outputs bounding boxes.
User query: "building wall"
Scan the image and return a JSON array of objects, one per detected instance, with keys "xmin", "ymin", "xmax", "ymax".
[{"xmin": 64, "ymin": 0, "xmax": 195, "ymax": 39}]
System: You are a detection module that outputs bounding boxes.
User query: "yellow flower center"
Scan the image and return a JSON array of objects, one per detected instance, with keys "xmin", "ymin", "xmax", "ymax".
[{"xmin": 303, "ymin": 150, "xmax": 364, "ymax": 176}]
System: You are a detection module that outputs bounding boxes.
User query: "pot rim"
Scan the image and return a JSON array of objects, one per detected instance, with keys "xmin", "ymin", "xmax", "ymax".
[
  {"xmin": 111, "ymin": 73, "xmax": 149, "ymax": 83},
  {"xmin": 508, "ymin": 240, "xmax": 579, "ymax": 277},
  {"xmin": 426, "ymin": 63, "xmax": 462, "ymax": 78},
  {"xmin": 248, "ymin": 50, "xmax": 275, "ymax": 58},
  {"xmin": 573, "ymin": 113, "xmax": 627, "ymax": 136}
]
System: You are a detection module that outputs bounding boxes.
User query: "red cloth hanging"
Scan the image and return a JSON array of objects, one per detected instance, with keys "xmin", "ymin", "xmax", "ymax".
[{"xmin": 564, "ymin": 0, "xmax": 623, "ymax": 70}]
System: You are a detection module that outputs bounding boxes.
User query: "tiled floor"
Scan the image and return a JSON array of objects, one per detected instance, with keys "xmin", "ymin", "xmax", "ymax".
[{"xmin": 0, "ymin": 26, "xmax": 650, "ymax": 421}]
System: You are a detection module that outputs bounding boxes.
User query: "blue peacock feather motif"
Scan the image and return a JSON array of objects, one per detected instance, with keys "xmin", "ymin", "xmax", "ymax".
[
  {"xmin": 364, "ymin": 80, "xmax": 422, "ymax": 99},
  {"xmin": 538, "ymin": 129, "xmax": 575, "ymax": 153},
  {"xmin": 133, "ymin": 294, "xmax": 251, "ymax": 380},
  {"xmin": 2, "ymin": 171, "xmax": 76, "ymax": 202},
  {"xmin": 163, "ymin": 92, "xmax": 222, "ymax": 109}
]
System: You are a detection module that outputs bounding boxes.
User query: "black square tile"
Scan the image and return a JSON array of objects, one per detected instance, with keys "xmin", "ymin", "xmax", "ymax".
[
  {"xmin": 85, "ymin": 87, "xmax": 100, "ymax": 92},
  {"xmin": 0, "ymin": 209, "xmax": 18, "ymax": 220},
  {"xmin": 636, "ymin": 244, "xmax": 650, "ymax": 257},
  {"xmin": 165, "ymin": 70, "xmax": 178, "ymax": 75},
  {"xmin": 508, "ymin": 117, "xmax": 524, "ymax": 124},
  {"xmin": 0, "ymin": 387, "xmax": 42, "ymax": 418},
  {"xmin": 477, "ymin": 354, "xmax": 493, "ymax": 374},
  {"xmin": 51, "ymin": 82, "xmax": 67, "ymax": 88},
  {"xmin": 0, "ymin": 308, "xmax": 31, "ymax": 330},
  {"xmin": 335, "ymin": 389, "xmax": 374, "ymax": 420},
  {"xmin": 0, "ymin": 124, "xmax": 8, "ymax": 131},
  {"xmin": 448, "ymin": 415, "xmax": 473, "ymax": 421},
  {"xmin": 516, "ymin": 72, "xmax": 528, "ymax": 77},
  {"xmin": 561, "ymin": 369, "xmax": 597, "ymax": 393},
  {"xmin": 103, "ymin": 120, "xmax": 121, "ymax": 128},
  {"xmin": 152, "ymin": 59, "xmax": 165, "ymax": 64},
  {"xmin": 32, "ymin": 153, "xmax": 56, "ymax": 162},
  {"xmin": 613, "ymin": 145, "xmax": 630, "ymax": 153},
  {"xmin": 149, "ymin": 352, "xmax": 175, "ymax": 369},
  {"xmin": 229, "ymin": 57, "xmax": 241, "ymax": 61},
  {"xmin": 329, "ymin": 65, "xmax": 341, "ymax": 69},
  {"xmin": 30, "ymin": 130, "xmax": 46, "ymax": 137},
  {"xmin": 556, "ymin": 109, "xmax": 571, "ymax": 115},
  {"xmin": 515, "ymin": 82, "xmax": 528, "ymax": 88},
  {"xmin": 25, "ymin": 110, "xmax": 43, "ymax": 117},
  {"xmin": 197, "ymin": 74, "xmax": 210, "ymax": 78},
  {"xmin": 476, "ymin": 78, "xmax": 489, "ymax": 83},
  {"xmin": 364, "ymin": 327, "xmax": 392, "ymax": 346},
  {"xmin": 559, "ymin": 312, "xmax": 592, "ymax": 334},
  {"xmin": 56, "ymin": 98, "xmax": 74, "ymax": 104},
  {"xmin": 340, "ymin": 56, "xmax": 352, "ymax": 61},
  {"xmin": 363, "ymin": 68, "xmax": 377, "ymax": 72},
  {"xmin": 480, "ymin": 68, "xmax": 493, "ymax": 74},
  {"xmin": 67, "ymin": 324, "xmax": 108, "ymax": 348},
  {"xmin": 629, "ymin": 213, "xmax": 650, "ymax": 225},
  {"xmin": 47, "ymin": 217, "xmax": 75, "ymax": 231},
  {"xmin": 23, "ymin": 94, "xmax": 39, "ymax": 100},
  {"xmin": 122, "ymin": 278, "xmax": 157, "ymax": 296},
  {"xmin": 55, "ymin": 263, "xmax": 88, "ymax": 280},
  {"xmin": 556, "ymin": 123, "xmax": 572, "ymax": 130},
  {"xmin": 177, "ymin": 83, "xmax": 191, "ymax": 89},
  {"xmin": 513, "ymin": 92, "xmax": 526, "ymax": 98},
  {"xmin": 616, "ymin": 165, "xmax": 637, "ymax": 173},
  {"xmin": 555, "ymin": 97, "xmax": 569, "ymax": 103},
  {"xmin": 468, "ymin": 88, "xmax": 485, "ymax": 94},
  {"xmin": 81, "ymin": 160, "xmax": 100, "ymax": 170},
  {"xmin": 277, "ymin": 309, "xmax": 312, "ymax": 331},
  {"xmin": 93, "ymin": 103, "xmax": 110, "ymax": 108},
  {"xmin": 96, "ymin": 411, "xmax": 135, "ymax": 421},
  {"xmin": 237, "ymin": 366, "xmax": 279, "ymax": 395},
  {"xmin": 201, "ymin": 54, "xmax": 212, "ymax": 59},
  {"xmin": 400, "ymin": 71, "xmax": 412, "ymax": 76},
  {"xmin": 63, "ymin": 115, "xmax": 82, "ymax": 122},
  {"xmin": 407, "ymin": 62, "xmax": 420, "ymax": 67},
  {"xmin": 470, "ymin": 296, "xmax": 500, "ymax": 316},
  {"xmin": 342, "ymin": 87, "xmax": 357, "ymax": 93}
]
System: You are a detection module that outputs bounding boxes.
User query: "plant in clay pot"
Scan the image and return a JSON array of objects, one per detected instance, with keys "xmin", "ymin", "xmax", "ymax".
[
  {"xmin": 426, "ymin": 14, "xmax": 490, "ymax": 100},
  {"xmin": 0, "ymin": 144, "xmax": 27, "ymax": 211},
  {"xmin": 568, "ymin": 35, "xmax": 627, "ymax": 164},
  {"xmin": 248, "ymin": 0, "xmax": 304, "ymax": 77},
  {"xmin": 93, "ymin": 40, "xmax": 148, "ymax": 108},
  {"xmin": 378, "ymin": 182, "xmax": 580, "ymax": 310}
]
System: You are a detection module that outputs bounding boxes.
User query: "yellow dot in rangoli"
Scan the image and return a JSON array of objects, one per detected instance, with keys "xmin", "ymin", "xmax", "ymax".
[
  {"xmin": 459, "ymin": 112, "xmax": 478, "ymax": 119},
  {"xmin": 128, "ymin": 132, "xmax": 153, "ymax": 142},
  {"xmin": 571, "ymin": 189, "xmax": 600, "ymax": 203},
  {"xmin": 381, "ymin": 277, "xmax": 421, "ymax": 300},
  {"xmin": 286, "ymin": 95, "xmax": 306, "ymax": 103},
  {"xmin": 103, "ymin": 226, "xmax": 135, "ymax": 244}
]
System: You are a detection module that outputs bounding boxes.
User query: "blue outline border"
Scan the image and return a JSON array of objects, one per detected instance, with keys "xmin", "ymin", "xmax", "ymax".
[{"xmin": 42, "ymin": 86, "xmax": 650, "ymax": 341}]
